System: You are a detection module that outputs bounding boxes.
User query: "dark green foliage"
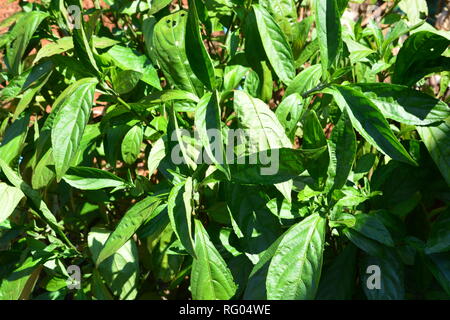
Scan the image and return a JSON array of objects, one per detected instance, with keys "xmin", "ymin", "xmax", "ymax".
[{"xmin": 0, "ymin": 0, "xmax": 449, "ymax": 300}]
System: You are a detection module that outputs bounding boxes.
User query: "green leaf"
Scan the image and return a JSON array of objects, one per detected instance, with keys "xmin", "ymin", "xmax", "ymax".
[
  {"xmin": 72, "ymin": 123, "xmax": 102, "ymax": 166},
  {"xmin": 292, "ymin": 16, "xmax": 314, "ymax": 58},
  {"xmin": 0, "ymin": 61, "xmax": 54, "ymax": 101},
  {"xmin": 343, "ymin": 37, "xmax": 375, "ymax": 64},
  {"xmin": 275, "ymin": 93, "xmax": 304, "ymax": 140},
  {"xmin": 252, "ymin": 4, "xmax": 295, "ymax": 85},
  {"xmin": 224, "ymin": 64, "xmax": 250, "ymax": 91},
  {"xmin": 72, "ymin": 17, "xmax": 100, "ymax": 76},
  {"xmin": 62, "ymin": 166, "xmax": 127, "ymax": 190},
  {"xmin": 91, "ymin": 269, "xmax": 114, "ymax": 300},
  {"xmin": 91, "ymin": 36, "xmax": 120, "ymax": 49},
  {"xmin": 104, "ymin": 45, "xmax": 161, "ymax": 90},
  {"xmin": 88, "ymin": 227, "xmax": 139, "ymax": 300},
  {"xmin": 221, "ymin": 147, "xmax": 327, "ymax": 185},
  {"xmin": 34, "ymin": 37, "xmax": 73, "ymax": 63},
  {"xmin": 303, "ymin": 110, "xmax": 329, "ymax": 184},
  {"xmin": 244, "ymin": 231, "xmax": 287, "ymax": 299},
  {"xmin": 315, "ymin": 0, "xmax": 342, "ymax": 74},
  {"xmin": 0, "ymin": 256, "xmax": 43, "ymax": 300},
  {"xmin": 266, "ymin": 213, "xmax": 326, "ymax": 299},
  {"xmin": 295, "ymin": 38, "xmax": 320, "ymax": 68},
  {"xmin": 417, "ymin": 119, "xmax": 450, "ymax": 186},
  {"xmin": 50, "ymin": 55, "xmax": 95, "ymax": 79},
  {"xmin": 317, "ymin": 244, "xmax": 357, "ymax": 299},
  {"xmin": 381, "ymin": 20, "xmax": 423, "ymax": 56},
  {"xmin": 112, "ymin": 70, "xmax": 142, "ymax": 95},
  {"xmin": 285, "ymin": 64, "xmax": 322, "ymax": 97},
  {"xmin": 143, "ymin": 16, "xmax": 159, "ymax": 67},
  {"xmin": 5, "ymin": 11, "xmax": 48, "ymax": 75},
  {"xmin": 326, "ymin": 109, "xmax": 356, "ymax": 192},
  {"xmin": 153, "ymin": 10, "xmax": 203, "ymax": 96},
  {"xmin": 31, "ymin": 134, "xmax": 54, "ymax": 190},
  {"xmin": 351, "ymin": 213, "xmax": 395, "ymax": 247},
  {"xmin": 51, "ymin": 78, "xmax": 98, "ymax": 181},
  {"xmin": 0, "ymin": 182, "xmax": 25, "ymax": 223},
  {"xmin": 367, "ymin": 20, "xmax": 384, "ymax": 51},
  {"xmin": 136, "ymin": 206, "xmax": 170, "ymax": 241},
  {"xmin": 167, "ymin": 178, "xmax": 196, "ymax": 258},
  {"xmin": 190, "ymin": 219, "xmax": 237, "ymax": 300},
  {"xmin": 225, "ymin": 184, "xmax": 283, "ymax": 257},
  {"xmin": 259, "ymin": 60, "xmax": 274, "ymax": 102},
  {"xmin": 140, "ymin": 89, "xmax": 200, "ymax": 105},
  {"xmin": 425, "ymin": 210, "xmax": 450, "ymax": 254},
  {"xmin": 336, "ymin": 0, "xmax": 349, "ymax": 14},
  {"xmin": 343, "ymin": 228, "xmax": 386, "ymax": 257},
  {"xmin": 194, "ymin": 91, "xmax": 230, "ymax": 178},
  {"xmin": 350, "ymin": 83, "xmax": 450, "ymax": 126},
  {"xmin": 243, "ymin": 69, "xmax": 260, "ymax": 98},
  {"xmin": 167, "ymin": 105, "xmax": 197, "ymax": 170},
  {"xmin": 186, "ymin": 0, "xmax": 216, "ymax": 90},
  {"xmin": 148, "ymin": 0, "xmax": 173, "ymax": 15},
  {"xmin": 0, "ymin": 159, "xmax": 74, "ymax": 249},
  {"xmin": 233, "ymin": 90, "xmax": 292, "ymax": 200},
  {"xmin": 335, "ymin": 188, "xmax": 379, "ymax": 208},
  {"xmin": 13, "ymin": 71, "xmax": 52, "ymax": 121},
  {"xmin": 398, "ymin": 0, "xmax": 428, "ymax": 25},
  {"xmin": 0, "ymin": 12, "xmax": 25, "ymax": 34},
  {"xmin": 148, "ymin": 136, "xmax": 166, "ymax": 175},
  {"xmin": 425, "ymin": 252, "xmax": 450, "ymax": 296},
  {"xmin": 121, "ymin": 125, "xmax": 143, "ymax": 165},
  {"xmin": 96, "ymin": 196, "xmax": 164, "ymax": 265},
  {"xmin": 327, "ymin": 85, "xmax": 417, "ymax": 166},
  {"xmin": 329, "ymin": 210, "xmax": 356, "ymax": 228},
  {"xmin": 243, "ymin": 10, "xmax": 267, "ymax": 71},
  {"xmin": 259, "ymin": 0, "xmax": 297, "ymax": 42},
  {"xmin": 0, "ymin": 112, "xmax": 30, "ymax": 165},
  {"xmin": 393, "ymin": 31, "xmax": 450, "ymax": 86}
]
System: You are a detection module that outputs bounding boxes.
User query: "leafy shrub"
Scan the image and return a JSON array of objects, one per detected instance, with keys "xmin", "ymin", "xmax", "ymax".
[{"xmin": 0, "ymin": 0, "xmax": 449, "ymax": 300}]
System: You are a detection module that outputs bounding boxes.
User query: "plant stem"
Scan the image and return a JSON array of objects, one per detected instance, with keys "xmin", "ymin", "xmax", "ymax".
[{"xmin": 301, "ymin": 83, "xmax": 330, "ymax": 99}]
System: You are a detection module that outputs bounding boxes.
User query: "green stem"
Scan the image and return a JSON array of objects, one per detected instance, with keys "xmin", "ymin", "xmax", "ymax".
[
  {"xmin": 301, "ymin": 83, "xmax": 330, "ymax": 99},
  {"xmin": 116, "ymin": 96, "xmax": 150, "ymax": 126}
]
